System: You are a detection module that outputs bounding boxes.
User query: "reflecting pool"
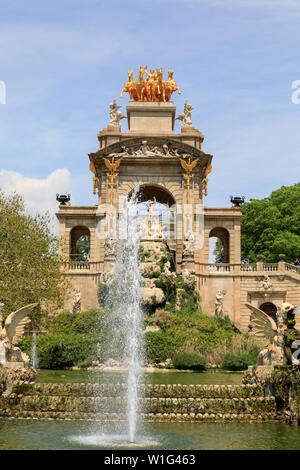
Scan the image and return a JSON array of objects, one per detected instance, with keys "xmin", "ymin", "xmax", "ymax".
[
  {"xmin": 36, "ymin": 369, "xmax": 243, "ymax": 385},
  {"xmin": 0, "ymin": 420, "xmax": 299, "ymax": 450}
]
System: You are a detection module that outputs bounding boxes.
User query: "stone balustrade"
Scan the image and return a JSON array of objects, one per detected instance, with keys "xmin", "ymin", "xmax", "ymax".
[
  {"xmin": 64, "ymin": 259, "xmax": 300, "ymax": 277},
  {"xmin": 196, "ymin": 261, "xmax": 300, "ymax": 276},
  {"xmin": 65, "ymin": 261, "xmax": 104, "ymax": 273}
]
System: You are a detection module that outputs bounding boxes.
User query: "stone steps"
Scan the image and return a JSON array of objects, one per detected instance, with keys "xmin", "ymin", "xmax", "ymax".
[
  {"xmin": 0, "ymin": 409, "xmax": 283, "ymax": 423},
  {"xmin": 0, "ymin": 395, "xmax": 276, "ymax": 414},
  {"xmin": 0, "ymin": 382, "xmax": 283, "ymax": 422},
  {"xmin": 11, "ymin": 383, "xmax": 265, "ymax": 399}
]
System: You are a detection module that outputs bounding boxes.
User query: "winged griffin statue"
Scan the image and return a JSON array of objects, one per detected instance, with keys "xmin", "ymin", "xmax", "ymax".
[
  {"xmin": 0, "ymin": 303, "xmax": 38, "ymax": 365},
  {"xmin": 245, "ymin": 302, "xmax": 295, "ymax": 366}
]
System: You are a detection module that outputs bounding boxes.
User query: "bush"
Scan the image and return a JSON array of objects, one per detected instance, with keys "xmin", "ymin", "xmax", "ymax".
[
  {"xmin": 145, "ymin": 330, "xmax": 177, "ymax": 363},
  {"xmin": 172, "ymin": 352, "xmax": 206, "ymax": 371},
  {"xmin": 37, "ymin": 332, "xmax": 96, "ymax": 369},
  {"xmin": 220, "ymin": 351, "xmax": 257, "ymax": 371}
]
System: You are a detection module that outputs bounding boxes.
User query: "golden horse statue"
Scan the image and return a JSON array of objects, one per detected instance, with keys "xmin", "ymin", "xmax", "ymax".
[
  {"xmin": 135, "ymin": 65, "xmax": 148, "ymax": 101},
  {"xmin": 165, "ymin": 70, "xmax": 181, "ymax": 102},
  {"xmin": 120, "ymin": 70, "xmax": 137, "ymax": 101}
]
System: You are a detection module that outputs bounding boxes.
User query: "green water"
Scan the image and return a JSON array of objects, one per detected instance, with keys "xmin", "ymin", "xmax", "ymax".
[
  {"xmin": 36, "ymin": 369, "xmax": 243, "ymax": 385},
  {"xmin": 0, "ymin": 420, "xmax": 299, "ymax": 450}
]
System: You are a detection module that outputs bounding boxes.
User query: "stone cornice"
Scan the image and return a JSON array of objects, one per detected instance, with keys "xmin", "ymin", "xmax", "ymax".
[{"xmin": 89, "ymin": 136, "xmax": 212, "ymax": 180}]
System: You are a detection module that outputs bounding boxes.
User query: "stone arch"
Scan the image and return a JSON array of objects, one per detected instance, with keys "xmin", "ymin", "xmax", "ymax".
[
  {"xmin": 128, "ymin": 183, "xmax": 177, "ymax": 240},
  {"xmin": 118, "ymin": 177, "xmax": 182, "ymax": 205},
  {"xmin": 259, "ymin": 302, "xmax": 277, "ymax": 325},
  {"xmin": 128, "ymin": 183, "xmax": 176, "ymax": 206},
  {"xmin": 209, "ymin": 227, "xmax": 230, "ymax": 263},
  {"xmin": 70, "ymin": 225, "xmax": 91, "ymax": 261}
]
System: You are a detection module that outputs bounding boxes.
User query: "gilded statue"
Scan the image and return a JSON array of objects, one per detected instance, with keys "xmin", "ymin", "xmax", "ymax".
[
  {"xmin": 145, "ymin": 68, "xmax": 157, "ymax": 101},
  {"xmin": 165, "ymin": 70, "xmax": 181, "ymax": 102},
  {"xmin": 121, "ymin": 66, "xmax": 181, "ymax": 102},
  {"xmin": 89, "ymin": 161, "xmax": 100, "ymax": 195},
  {"xmin": 103, "ymin": 157, "xmax": 122, "ymax": 206},
  {"xmin": 201, "ymin": 163, "xmax": 212, "ymax": 197},
  {"xmin": 180, "ymin": 157, "xmax": 198, "ymax": 204},
  {"xmin": 120, "ymin": 70, "xmax": 137, "ymax": 101}
]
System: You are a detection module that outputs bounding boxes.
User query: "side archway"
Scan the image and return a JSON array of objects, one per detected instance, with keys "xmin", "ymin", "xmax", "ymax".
[
  {"xmin": 209, "ymin": 227, "xmax": 230, "ymax": 263},
  {"xmin": 70, "ymin": 226, "xmax": 90, "ymax": 261}
]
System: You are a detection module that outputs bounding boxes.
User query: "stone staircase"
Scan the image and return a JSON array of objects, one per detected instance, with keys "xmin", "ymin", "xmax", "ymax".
[{"xmin": 0, "ymin": 382, "xmax": 284, "ymax": 422}]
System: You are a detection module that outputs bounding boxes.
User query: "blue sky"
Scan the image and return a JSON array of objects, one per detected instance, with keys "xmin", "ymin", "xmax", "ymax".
[{"xmin": 0, "ymin": 0, "xmax": 300, "ymax": 223}]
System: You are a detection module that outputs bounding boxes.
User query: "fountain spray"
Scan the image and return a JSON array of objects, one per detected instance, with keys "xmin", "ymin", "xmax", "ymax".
[{"xmin": 105, "ymin": 187, "xmax": 144, "ymax": 443}]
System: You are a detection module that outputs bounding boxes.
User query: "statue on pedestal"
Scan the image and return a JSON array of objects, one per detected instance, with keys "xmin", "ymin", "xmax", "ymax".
[
  {"xmin": 72, "ymin": 290, "xmax": 81, "ymax": 314},
  {"xmin": 183, "ymin": 231, "xmax": 195, "ymax": 256},
  {"xmin": 176, "ymin": 100, "xmax": 194, "ymax": 127},
  {"xmin": 215, "ymin": 290, "xmax": 226, "ymax": 318},
  {"xmin": 109, "ymin": 100, "xmax": 125, "ymax": 125}
]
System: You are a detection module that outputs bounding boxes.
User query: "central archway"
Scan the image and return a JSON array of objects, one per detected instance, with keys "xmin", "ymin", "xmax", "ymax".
[
  {"xmin": 133, "ymin": 185, "xmax": 175, "ymax": 207},
  {"xmin": 128, "ymin": 184, "xmax": 177, "ymax": 263}
]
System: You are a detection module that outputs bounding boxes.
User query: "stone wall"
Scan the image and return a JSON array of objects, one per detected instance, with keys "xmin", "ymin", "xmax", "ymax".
[{"xmin": 0, "ymin": 382, "xmax": 283, "ymax": 422}]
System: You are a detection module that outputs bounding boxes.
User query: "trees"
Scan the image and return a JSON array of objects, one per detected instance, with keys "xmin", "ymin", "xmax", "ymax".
[
  {"xmin": 213, "ymin": 239, "xmax": 224, "ymax": 263},
  {"xmin": 241, "ymin": 183, "xmax": 300, "ymax": 263},
  {"xmin": 0, "ymin": 190, "xmax": 69, "ymax": 321}
]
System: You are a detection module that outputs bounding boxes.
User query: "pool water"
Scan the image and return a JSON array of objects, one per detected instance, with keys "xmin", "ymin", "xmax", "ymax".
[
  {"xmin": 36, "ymin": 369, "xmax": 243, "ymax": 385},
  {"xmin": 0, "ymin": 420, "xmax": 299, "ymax": 450}
]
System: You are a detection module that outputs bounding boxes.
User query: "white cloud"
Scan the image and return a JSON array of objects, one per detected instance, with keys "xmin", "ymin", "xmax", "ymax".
[{"xmin": 0, "ymin": 168, "xmax": 72, "ymax": 217}]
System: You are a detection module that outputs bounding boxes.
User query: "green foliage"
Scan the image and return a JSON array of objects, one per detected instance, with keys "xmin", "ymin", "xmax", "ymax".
[
  {"xmin": 146, "ymin": 271, "xmax": 161, "ymax": 279},
  {"xmin": 74, "ymin": 235, "xmax": 90, "ymax": 262},
  {"xmin": 241, "ymin": 183, "xmax": 300, "ymax": 263},
  {"xmin": 17, "ymin": 336, "xmax": 32, "ymax": 358},
  {"xmin": 145, "ymin": 330, "xmax": 177, "ymax": 363},
  {"xmin": 35, "ymin": 332, "xmax": 96, "ymax": 369},
  {"xmin": 269, "ymin": 368, "xmax": 300, "ymax": 410},
  {"xmin": 159, "ymin": 255, "xmax": 171, "ymax": 273},
  {"xmin": 0, "ymin": 189, "xmax": 69, "ymax": 319},
  {"xmin": 172, "ymin": 352, "xmax": 206, "ymax": 371},
  {"xmin": 220, "ymin": 351, "xmax": 258, "ymax": 371},
  {"xmin": 213, "ymin": 239, "xmax": 224, "ymax": 263},
  {"xmin": 144, "ymin": 309, "xmax": 253, "ymax": 366},
  {"xmin": 154, "ymin": 274, "xmax": 200, "ymax": 312},
  {"xmin": 286, "ymin": 331, "xmax": 296, "ymax": 347},
  {"xmin": 19, "ymin": 309, "xmax": 110, "ymax": 369}
]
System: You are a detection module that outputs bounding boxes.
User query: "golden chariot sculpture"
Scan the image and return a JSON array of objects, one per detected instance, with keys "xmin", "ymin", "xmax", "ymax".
[{"xmin": 120, "ymin": 66, "xmax": 181, "ymax": 102}]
